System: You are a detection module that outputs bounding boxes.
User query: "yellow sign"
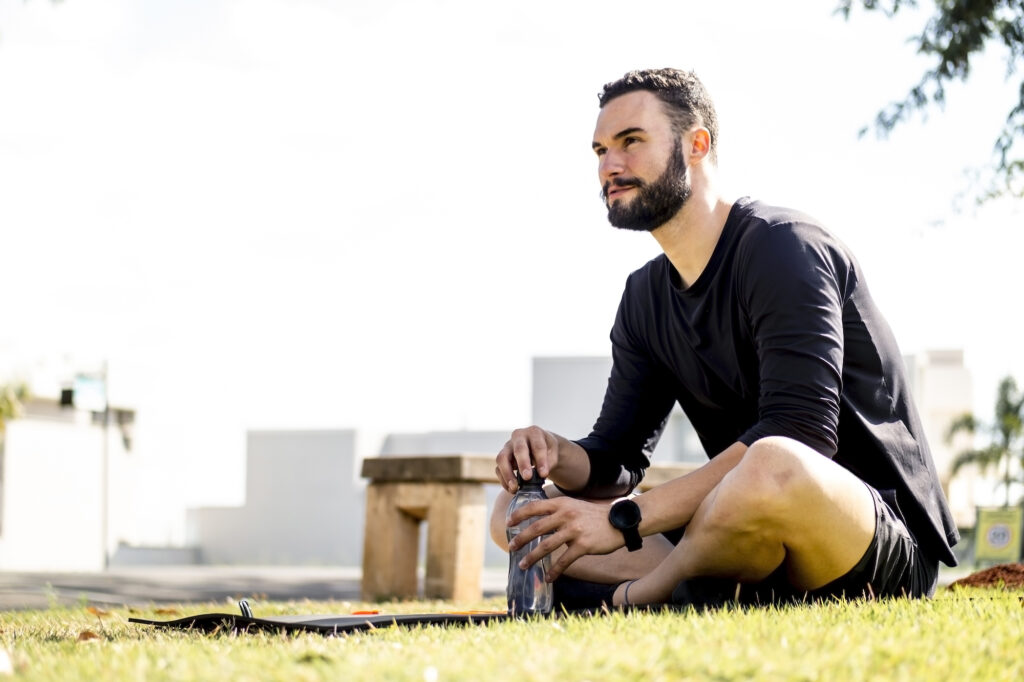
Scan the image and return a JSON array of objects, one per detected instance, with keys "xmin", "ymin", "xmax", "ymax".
[{"xmin": 974, "ymin": 507, "xmax": 1023, "ymax": 563}]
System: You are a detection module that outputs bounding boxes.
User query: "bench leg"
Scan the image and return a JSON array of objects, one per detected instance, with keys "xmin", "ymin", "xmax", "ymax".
[
  {"xmin": 424, "ymin": 483, "xmax": 486, "ymax": 602},
  {"xmin": 362, "ymin": 481, "xmax": 486, "ymax": 602},
  {"xmin": 361, "ymin": 483, "xmax": 422, "ymax": 600}
]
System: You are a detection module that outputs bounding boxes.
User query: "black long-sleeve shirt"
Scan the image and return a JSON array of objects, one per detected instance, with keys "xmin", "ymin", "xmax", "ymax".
[{"xmin": 574, "ymin": 198, "xmax": 959, "ymax": 566}]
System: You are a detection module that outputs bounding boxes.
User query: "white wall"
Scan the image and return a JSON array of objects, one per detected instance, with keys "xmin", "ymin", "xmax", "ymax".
[
  {"xmin": 905, "ymin": 350, "xmax": 980, "ymax": 526},
  {"xmin": 2, "ymin": 350, "xmax": 984, "ymax": 572},
  {"xmin": 187, "ymin": 430, "xmax": 364, "ymax": 565},
  {"xmin": 531, "ymin": 356, "xmax": 611, "ymax": 439},
  {"xmin": 0, "ymin": 419, "xmax": 107, "ymax": 571},
  {"xmin": 531, "ymin": 355, "xmax": 702, "ymax": 464},
  {"xmin": 379, "ymin": 431, "xmax": 508, "ymax": 456}
]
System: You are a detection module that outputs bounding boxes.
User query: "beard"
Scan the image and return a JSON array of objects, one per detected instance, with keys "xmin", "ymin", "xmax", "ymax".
[{"xmin": 604, "ymin": 139, "xmax": 691, "ymax": 232}]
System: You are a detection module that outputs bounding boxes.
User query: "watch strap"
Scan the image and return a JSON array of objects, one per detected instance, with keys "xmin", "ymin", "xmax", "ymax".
[{"xmin": 609, "ymin": 498, "xmax": 643, "ymax": 552}]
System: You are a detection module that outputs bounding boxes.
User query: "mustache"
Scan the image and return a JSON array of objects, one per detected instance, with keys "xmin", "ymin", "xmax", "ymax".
[{"xmin": 602, "ymin": 176, "xmax": 645, "ymax": 201}]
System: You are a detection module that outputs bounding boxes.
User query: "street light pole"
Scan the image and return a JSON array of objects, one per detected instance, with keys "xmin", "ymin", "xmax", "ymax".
[{"xmin": 100, "ymin": 360, "xmax": 109, "ymax": 570}]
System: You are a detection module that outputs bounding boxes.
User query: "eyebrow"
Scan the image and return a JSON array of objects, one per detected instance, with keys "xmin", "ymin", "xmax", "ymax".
[{"xmin": 592, "ymin": 127, "xmax": 646, "ymax": 150}]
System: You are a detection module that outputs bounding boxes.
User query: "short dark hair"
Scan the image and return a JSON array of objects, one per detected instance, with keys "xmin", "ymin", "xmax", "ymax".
[{"xmin": 599, "ymin": 68, "xmax": 719, "ymax": 164}]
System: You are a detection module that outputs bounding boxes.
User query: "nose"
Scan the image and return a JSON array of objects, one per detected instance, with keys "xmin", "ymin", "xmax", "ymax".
[{"xmin": 599, "ymin": 148, "xmax": 625, "ymax": 185}]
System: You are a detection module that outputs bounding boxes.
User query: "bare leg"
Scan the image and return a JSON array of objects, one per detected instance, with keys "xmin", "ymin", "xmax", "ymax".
[
  {"xmin": 489, "ymin": 486, "xmax": 674, "ymax": 583},
  {"xmin": 615, "ymin": 437, "xmax": 877, "ymax": 606}
]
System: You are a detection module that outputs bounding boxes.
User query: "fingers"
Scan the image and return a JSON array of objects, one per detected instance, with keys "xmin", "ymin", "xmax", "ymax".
[
  {"xmin": 507, "ymin": 497, "xmax": 623, "ymax": 583},
  {"xmin": 506, "ymin": 500, "xmax": 558, "ymax": 544},
  {"xmin": 514, "ymin": 526, "xmax": 587, "ymax": 582},
  {"xmin": 526, "ymin": 428, "xmax": 553, "ymax": 479},
  {"xmin": 512, "ymin": 430, "xmax": 539, "ymax": 481},
  {"xmin": 495, "ymin": 441, "xmax": 518, "ymax": 494},
  {"xmin": 495, "ymin": 426, "xmax": 557, "ymax": 493},
  {"xmin": 517, "ymin": 530, "xmax": 567, "ymax": 571},
  {"xmin": 509, "ymin": 498, "xmax": 622, "ymax": 581},
  {"xmin": 545, "ymin": 543, "xmax": 587, "ymax": 582}
]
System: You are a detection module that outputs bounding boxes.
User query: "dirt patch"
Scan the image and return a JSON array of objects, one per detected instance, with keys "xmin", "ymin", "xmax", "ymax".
[{"xmin": 948, "ymin": 563, "xmax": 1024, "ymax": 590}]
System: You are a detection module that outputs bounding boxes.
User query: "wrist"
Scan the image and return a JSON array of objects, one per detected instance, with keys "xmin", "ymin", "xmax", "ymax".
[
  {"xmin": 546, "ymin": 435, "xmax": 591, "ymax": 491},
  {"xmin": 608, "ymin": 497, "xmax": 643, "ymax": 551}
]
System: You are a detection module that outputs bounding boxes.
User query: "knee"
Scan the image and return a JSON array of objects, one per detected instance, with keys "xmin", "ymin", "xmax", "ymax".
[
  {"xmin": 736, "ymin": 436, "xmax": 816, "ymax": 497},
  {"xmin": 489, "ymin": 489, "xmax": 512, "ymax": 551},
  {"xmin": 708, "ymin": 437, "xmax": 815, "ymax": 522}
]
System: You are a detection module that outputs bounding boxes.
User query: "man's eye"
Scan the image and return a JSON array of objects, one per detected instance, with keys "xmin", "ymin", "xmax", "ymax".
[
  {"xmin": 595, "ymin": 148, "xmax": 606, "ymax": 157},
  {"xmin": 623, "ymin": 137, "xmax": 639, "ymax": 147}
]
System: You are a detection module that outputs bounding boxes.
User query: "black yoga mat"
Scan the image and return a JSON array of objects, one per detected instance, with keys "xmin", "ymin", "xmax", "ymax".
[{"xmin": 129, "ymin": 601, "xmax": 513, "ymax": 634}]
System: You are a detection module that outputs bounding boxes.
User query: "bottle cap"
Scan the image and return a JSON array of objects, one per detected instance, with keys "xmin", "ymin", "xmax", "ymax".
[{"xmin": 515, "ymin": 469, "xmax": 545, "ymax": 488}]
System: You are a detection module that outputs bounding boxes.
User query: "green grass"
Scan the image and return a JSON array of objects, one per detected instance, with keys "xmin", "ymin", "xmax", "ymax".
[{"xmin": 2, "ymin": 588, "xmax": 1022, "ymax": 681}]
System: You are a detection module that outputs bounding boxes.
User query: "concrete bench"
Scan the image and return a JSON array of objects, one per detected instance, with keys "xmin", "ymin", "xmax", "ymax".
[
  {"xmin": 359, "ymin": 454, "xmax": 700, "ymax": 603},
  {"xmin": 360, "ymin": 455, "xmax": 495, "ymax": 603}
]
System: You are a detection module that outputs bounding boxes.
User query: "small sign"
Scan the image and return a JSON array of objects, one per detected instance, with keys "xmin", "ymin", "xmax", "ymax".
[
  {"xmin": 974, "ymin": 506, "xmax": 1024, "ymax": 563},
  {"xmin": 71, "ymin": 375, "xmax": 107, "ymax": 413}
]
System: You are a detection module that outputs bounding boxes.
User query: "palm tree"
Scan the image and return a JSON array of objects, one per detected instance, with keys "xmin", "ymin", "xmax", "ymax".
[{"xmin": 947, "ymin": 376, "xmax": 1024, "ymax": 508}]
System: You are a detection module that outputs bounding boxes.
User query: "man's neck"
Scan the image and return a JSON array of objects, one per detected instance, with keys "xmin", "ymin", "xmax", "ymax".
[{"xmin": 651, "ymin": 189, "xmax": 734, "ymax": 289}]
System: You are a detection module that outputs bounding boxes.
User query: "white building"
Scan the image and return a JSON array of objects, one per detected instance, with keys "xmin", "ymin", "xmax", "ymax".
[
  {"xmin": 532, "ymin": 356, "xmax": 704, "ymax": 465},
  {"xmin": 0, "ymin": 398, "xmax": 136, "ymax": 572},
  {"xmin": 904, "ymin": 349, "xmax": 993, "ymax": 527},
  {"xmin": 0, "ymin": 350, "xmax": 990, "ymax": 571},
  {"xmin": 185, "ymin": 430, "xmax": 363, "ymax": 565}
]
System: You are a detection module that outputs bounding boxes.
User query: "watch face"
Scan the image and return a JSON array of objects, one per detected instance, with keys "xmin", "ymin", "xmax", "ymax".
[{"xmin": 610, "ymin": 499, "xmax": 641, "ymax": 528}]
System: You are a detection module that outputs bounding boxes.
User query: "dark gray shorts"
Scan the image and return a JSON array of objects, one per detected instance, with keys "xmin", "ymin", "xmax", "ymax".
[
  {"xmin": 672, "ymin": 484, "xmax": 939, "ymax": 607},
  {"xmin": 792, "ymin": 485, "xmax": 939, "ymax": 600}
]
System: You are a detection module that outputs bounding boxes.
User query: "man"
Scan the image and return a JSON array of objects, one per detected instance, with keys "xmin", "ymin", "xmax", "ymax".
[{"xmin": 490, "ymin": 68, "xmax": 958, "ymax": 609}]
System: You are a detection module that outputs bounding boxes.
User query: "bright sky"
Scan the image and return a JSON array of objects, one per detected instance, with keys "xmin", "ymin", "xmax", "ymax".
[{"xmin": 1, "ymin": 0, "xmax": 1022, "ymax": 540}]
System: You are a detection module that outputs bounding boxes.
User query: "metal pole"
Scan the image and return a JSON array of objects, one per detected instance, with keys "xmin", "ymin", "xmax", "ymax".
[{"xmin": 101, "ymin": 361, "xmax": 109, "ymax": 570}]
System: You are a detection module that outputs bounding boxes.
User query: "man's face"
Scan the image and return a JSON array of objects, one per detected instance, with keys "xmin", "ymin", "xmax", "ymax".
[{"xmin": 592, "ymin": 90, "xmax": 691, "ymax": 232}]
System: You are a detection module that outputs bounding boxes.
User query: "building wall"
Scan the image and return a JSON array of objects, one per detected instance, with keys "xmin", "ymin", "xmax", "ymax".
[
  {"xmin": 2, "ymin": 351, "xmax": 986, "ymax": 572},
  {"xmin": 904, "ymin": 350, "xmax": 978, "ymax": 527},
  {"xmin": 0, "ymin": 417, "xmax": 129, "ymax": 571},
  {"xmin": 187, "ymin": 429, "xmax": 512, "ymax": 567},
  {"xmin": 186, "ymin": 430, "xmax": 363, "ymax": 565},
  {"xmin": 531, "ymin": 356, "xmax": 703, "ymax": 464},
  {"xmin": 379, "ymin": 431, "xmax": 508, "ymax": 456},
  {"xmin": 531, "ymin": 356, "xmax": 612, "ymax": 439}
]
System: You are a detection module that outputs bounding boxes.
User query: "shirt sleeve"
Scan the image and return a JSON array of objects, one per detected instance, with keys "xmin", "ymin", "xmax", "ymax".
[
  {"xmin": 735, "ymin": 222, "xmax": 847, "ymax": 456},
  {"xmin": 571, "ymin": 278, "xmax": 678, "ymax": 498}
]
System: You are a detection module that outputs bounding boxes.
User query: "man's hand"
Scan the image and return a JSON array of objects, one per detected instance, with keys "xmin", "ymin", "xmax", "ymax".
[
  {"xmin": 495, "ymin": 426, "xmax": 563, "ymax": 494},
  {"xmin": 506, "ymin": 496, "xmax": 624, "ymax": 582}
]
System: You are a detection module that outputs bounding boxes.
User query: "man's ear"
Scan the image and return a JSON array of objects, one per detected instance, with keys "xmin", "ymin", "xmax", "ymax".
[{"xmin": 687, "ymin": 128, "xmax": 711, "ymax": 162}]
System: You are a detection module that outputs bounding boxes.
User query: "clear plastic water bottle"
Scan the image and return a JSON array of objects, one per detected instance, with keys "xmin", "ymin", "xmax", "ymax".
[{"xmin": 506, "ymin": 470, "xmax": 553, "ymax": 616}]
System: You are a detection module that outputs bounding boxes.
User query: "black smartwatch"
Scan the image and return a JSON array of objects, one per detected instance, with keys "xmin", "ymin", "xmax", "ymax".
[{"xmin": 608, "ymin": 498, "xmax": 643, "ymax": 552}]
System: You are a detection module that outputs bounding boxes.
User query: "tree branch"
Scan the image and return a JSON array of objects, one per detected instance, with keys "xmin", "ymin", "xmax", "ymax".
[{"xmin": 840, "ymin": 0, "xmax": 1024, "ymax": 199}]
